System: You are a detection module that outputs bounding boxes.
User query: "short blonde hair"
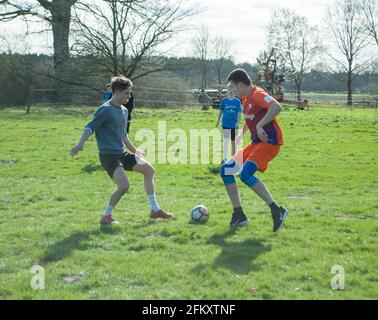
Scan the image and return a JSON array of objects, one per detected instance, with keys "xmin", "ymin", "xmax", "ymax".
[{"xmin": 111, "ymin": 75, "xmax": 133, "ymax": 93}]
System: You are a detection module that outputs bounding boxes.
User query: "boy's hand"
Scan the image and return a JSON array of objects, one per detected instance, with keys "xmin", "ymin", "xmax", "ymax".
[
  {"xmin": 135, "ymin": 149, "xmax": 145, "ymax": 157},
  {"xmin": 256, "ymin": 124, "xmax": 269, "ymax": 143},
  {"xmin": 70, "ymin": 144, "xmax": 83, "ymax": 157},
  {"xmin": 235, "ymin": 134, "xmax": 243, "ymax": 145}
]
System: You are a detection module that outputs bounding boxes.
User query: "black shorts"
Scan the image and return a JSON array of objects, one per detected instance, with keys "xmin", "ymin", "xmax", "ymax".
[
  {"xmin": 99, "ymin": 151, "xmax": 138, "ymax": 179},
  {"xmin": 126, "ymin": 120, "xmax": 131, "ymax": 134},
  {"xmin": 223, "ymin": 127, "xmax": 236, "ymax": 141}
]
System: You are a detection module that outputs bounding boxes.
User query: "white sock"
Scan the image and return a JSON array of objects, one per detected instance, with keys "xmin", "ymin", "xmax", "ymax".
[
  {"xmin": 148, "ymin": 194, "xmax": 160, "ymax": 212},
  {"xmin": 103, "ymin": 205, "xmax": 113, "ymax": 217}
]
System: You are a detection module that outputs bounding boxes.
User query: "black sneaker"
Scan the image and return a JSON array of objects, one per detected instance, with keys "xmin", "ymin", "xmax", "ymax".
[
  {"xmin": 230, "ymin": 212, "xmax": 249, "ymax": 228},
  {"xmin": 272, "ymin": 206, "xmax": 288, "ymax": 232}
]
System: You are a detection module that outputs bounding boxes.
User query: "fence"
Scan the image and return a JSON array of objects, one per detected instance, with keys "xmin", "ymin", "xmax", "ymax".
[
  {"xmin": 282, "ymin": 92, "xmax": 378, "ymax": 109},
  {"xmin": 22, "ymin": 86, "xmax": 378, "ymax": 112}
]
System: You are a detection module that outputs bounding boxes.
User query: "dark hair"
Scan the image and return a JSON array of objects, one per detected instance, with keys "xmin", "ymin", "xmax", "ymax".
[
  {"xmin": 227, "ymin": 68, "xmax": 252, "ymax": 86},
  {"xmin": 111, "ymin": 76, "xmax": 133, "ymax": 93}
]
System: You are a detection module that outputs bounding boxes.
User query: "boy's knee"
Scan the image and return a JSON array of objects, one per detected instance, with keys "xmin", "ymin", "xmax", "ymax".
[
  {"xmin": 239, "ymin": 161, "xmax": 259, "ymax": 187},
  {"xmin": 118, "ymin": 183, "xmax": 130, "ymax": 194},
  {"xmin": 220, "ymin": 160, "xmax": 238, "ymax": 186},
  {"xmin": 144, "ymin": 165, "xmax": 155, "ymax": 177}
]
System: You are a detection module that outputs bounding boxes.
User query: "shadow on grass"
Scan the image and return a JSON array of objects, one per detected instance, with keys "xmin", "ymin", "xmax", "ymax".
[
  {"xmin": 193, "ymin": 229, "xmax": 271, "ymax": 275},
  {"xmin": 208, "ymin": 165, "xmax": 221, "ymax": 175},
  {"xmin": 129, "ymin": 219, "xmax": 157, "ymax": 230},
  {"xmin": 81, "ymin": 163, "xmax": 103, "ymax": 174},
  {"xmin": 39, "ymin": 227, "xmax": 121, "ymax": 265}
]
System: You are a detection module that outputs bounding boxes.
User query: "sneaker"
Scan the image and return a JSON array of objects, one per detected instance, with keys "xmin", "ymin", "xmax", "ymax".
[
  {"xmin": 272, "ymin": 206, "xmax": 288, "ymax": 232},
  {"xmin": 100, "ymin": 215, "xmax": 119, "ymax": 225},
  {"xmin": 150, "ymin": 209, "xmax": 173, "ymax": 219},
  {"xmin": 230, "ymin": 212, "xmax": 249, "ymax": 227}
]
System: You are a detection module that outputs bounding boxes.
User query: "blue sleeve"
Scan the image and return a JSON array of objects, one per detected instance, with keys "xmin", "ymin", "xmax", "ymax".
[
  {"xmin": 85, "ymin": 106, "xmax": 109, "ymax": 133},
  {"xmin": 102, "ymin": 92, "xmax": 112, "ymax": 102}
]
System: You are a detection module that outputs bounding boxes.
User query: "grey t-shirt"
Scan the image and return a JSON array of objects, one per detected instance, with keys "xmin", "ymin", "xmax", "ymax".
[{"xmin": 85, "ymin": 102, "xmax": 129, "ymax": 155}]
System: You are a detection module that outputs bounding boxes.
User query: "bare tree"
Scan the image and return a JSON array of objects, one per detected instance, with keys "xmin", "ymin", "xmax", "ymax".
[
  {"xmin": 325, "ymin": 0, "xmax": 371, "ymax": 105},
  {"xmin": 0, "ymin": 0, "xmax": 77, "ymax": 79},
  {"xmin": 361, "ymin": 0, "xmax": 378, "ymax": 46},
  {"xmin": 267, "ymin": 9, "xmax": 324, "ymax": 103},
  {"xmin": 192, "ymin": 25, "xmax": 211, "ymax": 90},
  {"xmin": 212, "ymin": 35, "xmax": 234, "ymax": 87},
  {"xmin": 72, "ymin": 0, "xmax": 195, "ymax": 80}
]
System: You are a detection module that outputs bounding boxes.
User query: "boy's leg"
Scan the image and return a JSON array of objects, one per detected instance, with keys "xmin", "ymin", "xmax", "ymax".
[
  {"xmin": 231, "ymin": 128, "xmax": 236, "ymax": 156},
  {"xmin": 131, "ymin": 160, "xmax": 155, "ymax": 196},
  {"xmin": 225, "ymin": 183, "xmax": 242, "ymax": 209},
  {"xmin": 238, "ymin": 144, "xmax": 288, "ymax": 232},
  {"xmin": 99, "ymin": 153, "xmax": 130, "ymax": 225},
  {"xmin": 222, "ymin": 128, "xmax": 230, "ymax": 161},
  {"xmin": 242, "ymin": 164, "xmax": 288, "ymax": 232},
  {"xmin": 220, "ymin": 149, "xmax": 249, "ymax": 227},
  {"xmin": 251, "ymin": 180, "xmax": 274, "ymax": 205},
  {"xmin": 220, "ymin": 158, "xmax": 241, "ymax": 206},
  {"xmin": 109, "ymin": 166, "xmax": 130, "ymax": 208},
  {"xmin": 240, "ymin": 160, "xmax": 278, "ymax": 206},
  {"xmin": 224, "ymin": 183, "xmax": 249, "ymax": 228},
  {"xmin": 131, "ymin": 157, "xmax": 172, "ymax": 219}
]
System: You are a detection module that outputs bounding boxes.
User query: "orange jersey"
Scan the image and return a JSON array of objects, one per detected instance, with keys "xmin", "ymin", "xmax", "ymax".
[{"xmin": 242, "ymin": 86, "xmax": 283, "ymax": 145}]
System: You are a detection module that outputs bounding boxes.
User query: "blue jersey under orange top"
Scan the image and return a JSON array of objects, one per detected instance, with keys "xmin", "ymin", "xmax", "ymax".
[{"xmin": 242, "ymin": 86, "xmax": 283, "ymax": 146}]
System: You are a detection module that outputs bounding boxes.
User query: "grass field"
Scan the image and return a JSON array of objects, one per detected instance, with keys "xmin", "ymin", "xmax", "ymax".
[{"xmin": 0, "ymin": 105, "xmax": 377, "ymax": 300}]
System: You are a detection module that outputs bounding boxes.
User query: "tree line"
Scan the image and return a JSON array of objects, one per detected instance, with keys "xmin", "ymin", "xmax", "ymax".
[
  {"xmin": 0, "ymin": 0, "xmax": 377, "ymax": 107},
  {"xmin": 0, "ymin": 53, "xmax": 377, "ymax": 107}
]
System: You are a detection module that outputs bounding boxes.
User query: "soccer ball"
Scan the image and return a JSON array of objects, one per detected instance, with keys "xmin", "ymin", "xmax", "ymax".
[{"xmin": 191, "ymin": 205, "xmax": 209, "ymax": 223}]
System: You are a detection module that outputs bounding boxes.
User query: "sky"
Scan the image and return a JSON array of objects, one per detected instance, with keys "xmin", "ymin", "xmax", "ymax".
[
  {"xmin": 169, "ymin": 0, "xmax": 336, "ymax": 63},
  {"xmin": 0, "ymin": 0, "xmax": 376, "ymax": 65}
]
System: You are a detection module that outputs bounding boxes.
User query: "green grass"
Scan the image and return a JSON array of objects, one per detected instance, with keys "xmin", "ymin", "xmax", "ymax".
[{"xmin": 0, "ymin": 105, "xmax": 377, "ymax": 300}]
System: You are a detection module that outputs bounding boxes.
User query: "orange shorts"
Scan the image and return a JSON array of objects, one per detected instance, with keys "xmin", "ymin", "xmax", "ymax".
[{"xmin": 233, "ymin": 143, "xmax": 281, "ymax": 173}]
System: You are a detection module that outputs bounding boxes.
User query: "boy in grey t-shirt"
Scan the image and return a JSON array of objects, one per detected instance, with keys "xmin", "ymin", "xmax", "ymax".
[{"xmin": 70, "ymin": 76, "xmax": 172, "ymax": 225}]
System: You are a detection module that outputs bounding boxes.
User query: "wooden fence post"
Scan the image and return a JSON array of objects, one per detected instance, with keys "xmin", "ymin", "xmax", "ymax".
[{"xmin": 26, "ymin": 83, "xmax": 34, "ymax": 114}]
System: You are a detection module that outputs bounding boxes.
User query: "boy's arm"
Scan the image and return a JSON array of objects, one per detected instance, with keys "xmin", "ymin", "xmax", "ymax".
[
  {"xmin": 242, "ymin": 120, "xmax": 249, "ymax": 135},
  {"xmin": 216, "ymin": 110, "xmax": 223, "ymax": 128},
  {"xmin": 70, "ymin": 128, "xmax": 92, "ymax": 157},
  {"xmin": 123, "ymin": 136, "xmax": 136, "ymax": 153},
  {"xmin": 256, "ymin": 102, "xmax": 282, "ymax": 142},
  {"xmin": 70, "ymin": 106, "xmax": 108, "ymax": 157},
  {"xmin": 123, "ymin": 136, "xmax": 144, "ymax": 156},
  {"xmin": 235, "ymin": 120, "xmax": 248, "ymax": 145}
]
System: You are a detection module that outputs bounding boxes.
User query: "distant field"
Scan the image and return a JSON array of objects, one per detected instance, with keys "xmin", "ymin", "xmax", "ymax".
[
  {"xmin": 283, "ymin": 92, "xmax": 377, "ymax": 108},
  {"xmin": 0, "ymin": 105, "xmax": 377, "ymax": 299}
]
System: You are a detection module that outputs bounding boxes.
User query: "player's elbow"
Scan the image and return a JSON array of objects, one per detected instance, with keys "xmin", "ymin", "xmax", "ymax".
[
  {"xmin": 84, "ymin": 127, "xmax": 93, "ymax": 135},
  {"xmin": 273, "ymin": 102, "xmax": 283, "ymax": 113}
]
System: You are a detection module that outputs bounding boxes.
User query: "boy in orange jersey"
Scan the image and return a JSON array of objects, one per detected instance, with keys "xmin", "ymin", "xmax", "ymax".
[{"xmin": 220, "ymin": 69, "xmax": 288, "ymax": 232}]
